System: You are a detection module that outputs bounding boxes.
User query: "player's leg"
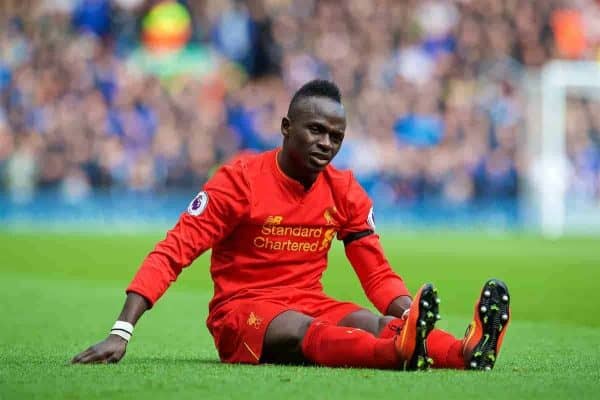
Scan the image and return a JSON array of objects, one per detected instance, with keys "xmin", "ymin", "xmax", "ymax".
[
  {"xmin": 263, "ymin": 284, "xmax": 438, "ymax": 370},
  {"xmin": 335, "ymin": 296, "xmax": 467, "ymax": 370},
  {"xmin": 325, "ymin": 284, "xmax": 440, "ymax": 370},
  {"xmin": 333, "ymin": 289, "xmax": 488, "ymax": 370},
  {"xmin": 425, "ymin": 329, "xmax": 465, "ymax": 369},
  {"xmin": 214, "ymin": 301, "xmax": 402, "ymax": 368},
  {"xmin": 262, "ymin": 309, "xmax": 402, "ymax": 369}
]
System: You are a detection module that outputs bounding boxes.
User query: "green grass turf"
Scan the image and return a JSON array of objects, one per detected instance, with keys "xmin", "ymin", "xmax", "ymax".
[{"xmin": 1, "ymin": 230, "xmax": 599, "ymax": 399}]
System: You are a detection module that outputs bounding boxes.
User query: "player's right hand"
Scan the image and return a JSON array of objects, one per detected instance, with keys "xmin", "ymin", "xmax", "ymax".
[{"xmin": 71, "ymin": 335, "xmax": 127, "ymax": 364}]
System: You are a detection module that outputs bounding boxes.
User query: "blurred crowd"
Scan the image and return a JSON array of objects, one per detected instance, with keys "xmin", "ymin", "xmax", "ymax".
[{"xmin": 1, "ymin": 0, "xmax": 600, "ymax": 206}]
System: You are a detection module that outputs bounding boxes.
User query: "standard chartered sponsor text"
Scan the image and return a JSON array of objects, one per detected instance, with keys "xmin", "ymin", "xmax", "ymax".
[{"xmin": 254, "ymin": 224, "xmax": 334, "ymax": 252}]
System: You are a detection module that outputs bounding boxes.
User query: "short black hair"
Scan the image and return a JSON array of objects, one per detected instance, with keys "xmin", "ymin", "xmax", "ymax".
[{"xmin": 287, "ymin": 79, "xmax": 342, "ymax": 117}]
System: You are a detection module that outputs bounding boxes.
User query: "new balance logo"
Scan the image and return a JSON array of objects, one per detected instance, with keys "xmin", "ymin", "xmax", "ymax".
[{"xmin": 264, "ymin": 215, "xmax": 283, "ymax": 225}]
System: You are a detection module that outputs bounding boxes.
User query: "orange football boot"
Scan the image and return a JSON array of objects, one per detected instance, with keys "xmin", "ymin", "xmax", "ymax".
[
  {"xmin": 462, "ymin": 279, "xmax": 511, "ymax": 370},
  {"xmin": 395, "ymin": 283, "xmax": 441, "ymax": 370}
]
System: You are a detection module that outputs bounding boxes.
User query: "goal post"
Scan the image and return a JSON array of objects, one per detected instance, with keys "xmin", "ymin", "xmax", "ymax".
[{"xmin": 526, "ymin": 60, "xmax": 600, "ymax": 237}]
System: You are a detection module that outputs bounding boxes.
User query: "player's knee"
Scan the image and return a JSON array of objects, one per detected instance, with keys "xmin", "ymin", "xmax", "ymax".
[
  {"xmin": 283, "ymin": 314, "xmax": 313, "ymax": 346},
  {"xmin": 338, "ymin": 309, "xmax": 381, "ymax": 335},
  {"xmin": 295, "ymin": 318, "xmax": 313, "ymax": 343},
  {"xmin": 263, "ymin": 311, "xmax": 314, "ymax": 358}
]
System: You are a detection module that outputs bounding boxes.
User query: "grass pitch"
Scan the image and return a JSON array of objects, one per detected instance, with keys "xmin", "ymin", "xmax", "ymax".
[{"xmin": 1, "ymin": 231, "xmax": 599, "ymax": 399}]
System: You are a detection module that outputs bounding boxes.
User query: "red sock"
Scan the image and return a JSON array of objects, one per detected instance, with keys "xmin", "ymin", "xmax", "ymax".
[
  {"xmin": 378, "ymin": 318, "xmax": 405, "ymax": 339},
  {"xmin": 427, "ymin": 329, "xmax": 465, "ymax": 369},
  {"xmin": 301, "ymin": 320, "xmax": 399, "ymax": 369}
]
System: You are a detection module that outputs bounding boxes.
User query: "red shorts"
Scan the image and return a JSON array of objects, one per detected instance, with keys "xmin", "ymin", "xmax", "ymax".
[{"xmin": 207, "ymin": 289, "xmax": 363, "ymax": 364}]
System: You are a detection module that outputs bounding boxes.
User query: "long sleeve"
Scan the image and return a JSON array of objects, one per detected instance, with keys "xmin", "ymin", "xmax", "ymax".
[
  {"xmin": 339, "ymin": 173, "xmax": 410, "ymax": 314},
  {"xmin": 345, "ymin": 234, "xmax": 410, "ymax": 314},
  {"xmin": 126, "ymin": 162, "xmax": 250, "ymax": 305}
]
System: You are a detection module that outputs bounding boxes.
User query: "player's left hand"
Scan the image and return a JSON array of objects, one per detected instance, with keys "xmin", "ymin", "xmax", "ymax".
[
  {"xmin": 388, "ymin": 295, "xmax": 413, "ymax": 318},
  {"xmin": 71, "ymin": 334, "xmax": 128, "ymax": 364}
]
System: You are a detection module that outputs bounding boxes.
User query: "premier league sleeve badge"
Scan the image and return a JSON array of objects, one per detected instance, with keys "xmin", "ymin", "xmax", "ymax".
[{"xmin": 187, "ymin": 191, "xmax": 209, "ymax": 216}]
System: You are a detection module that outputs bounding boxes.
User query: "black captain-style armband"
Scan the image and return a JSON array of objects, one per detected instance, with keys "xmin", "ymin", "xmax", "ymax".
[{"xmin": 343, "ymin": 230, "xmax": 374, "ymax": 246}]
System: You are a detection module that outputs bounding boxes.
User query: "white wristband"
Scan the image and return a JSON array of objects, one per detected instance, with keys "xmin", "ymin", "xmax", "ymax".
[{"xmin": 110, "ymin": 321, "xmax": 134, "ymax": 342}]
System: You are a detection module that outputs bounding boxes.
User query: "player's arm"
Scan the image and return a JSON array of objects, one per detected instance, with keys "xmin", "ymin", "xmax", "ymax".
[
  {"xmin": 340, "ymin": 175, "xmax": 412, "ymax": 318},
  {"xmin": 344, "ymin": 232, "xmax": 412, "ymax": 317},
  {"xmin": 72, "ymin": 163, "xmax": 249, "ymax": 364}
]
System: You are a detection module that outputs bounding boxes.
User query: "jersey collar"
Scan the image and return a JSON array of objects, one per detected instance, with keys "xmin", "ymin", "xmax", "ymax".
[{"xmin": 273, "ymin": 148, "xmax": 322, "ymax": 197}]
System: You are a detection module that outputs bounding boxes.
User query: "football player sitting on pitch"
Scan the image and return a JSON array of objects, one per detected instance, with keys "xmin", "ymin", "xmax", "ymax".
[{"xmin": 72, "ymin": 80, "xmax": 511, "ymax": 371}]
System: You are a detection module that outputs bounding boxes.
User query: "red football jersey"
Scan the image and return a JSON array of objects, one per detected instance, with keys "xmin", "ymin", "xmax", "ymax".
[{"xmin": 127, "ymin": 149, "xmax": 409, "ymax": 325}]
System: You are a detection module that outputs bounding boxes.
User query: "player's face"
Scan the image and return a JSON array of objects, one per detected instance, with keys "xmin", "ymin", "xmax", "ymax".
[{"xmin": 282, "ymin": 96, "xmax": 346, "ymax": 173}]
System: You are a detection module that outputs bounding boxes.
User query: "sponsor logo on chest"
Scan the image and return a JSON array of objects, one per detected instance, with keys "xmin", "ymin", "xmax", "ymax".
[{"xmin": 252, "ymin": 208, "xmax": 339, "ymax": 253}]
